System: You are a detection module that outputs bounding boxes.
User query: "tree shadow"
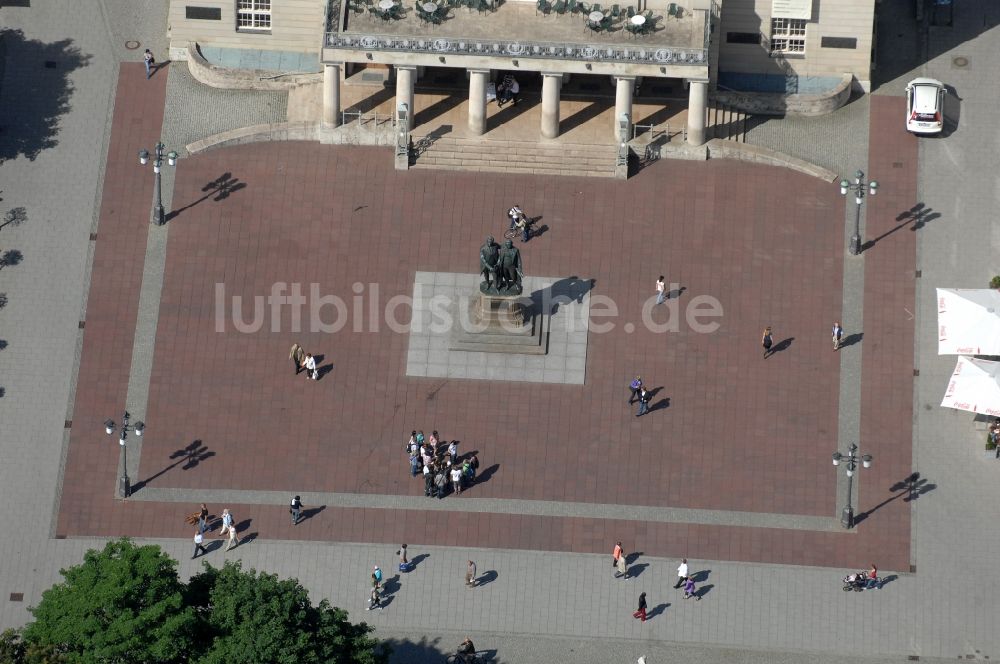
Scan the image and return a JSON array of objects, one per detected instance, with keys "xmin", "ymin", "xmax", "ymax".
[
  {"xmin": 839, "ymin": 332, "xmax": 863, "ymax": 349},
  {"xmin": 690, "ymin": 569, "xmax": 711, "ymax": 583},
  {"xmin": 164, "ymin": 172, "xmax": 247, "ymax": 222},
  {"xmin": 694, "ymin": 583, "xmax": 713, "ymax": 599},
  {"xmin": 0, "ymin": 206, "xmax": 27, "ymax": 231},
  {"xmin": 861, "ymin": 203, "xmax": 941, "ymax": 252},
  {"xmin": 0, "ymin": 249, "xmax": 24, "ymax": 270},
  {"xmin": 410, "ymin": 553, "xmax": 430, "ymax": 568},
  {"xmin": 853, "ymin": 472, "xmax": 936, "ymax": 525},
  {"xmin": 476, "ymin": 570, "xmax": 498, "ymax": 586},
  {"xmin": 0, "ymin": 293, "xmax": 7, "ymax": 309},
  {"xmin": 646, "ymin": 602, "xmax": 669, "ymax": 620},
  {"xmin": 0, "ymin": 29, "xmax": 91, "ymax": 163},
  {"xmin": 131, "ymin": 439, "xmax": 215, "ymax": 492},
  {"xmin": 380, "ymin": 634, "xmax": 450, "ymax": 664},
  {"xmin": 300, "ymin": 505, "xmax": 327, "ymax": 522}
]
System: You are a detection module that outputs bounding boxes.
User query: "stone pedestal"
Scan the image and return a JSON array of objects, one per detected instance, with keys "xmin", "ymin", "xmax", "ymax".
[{"xmin": 450, "ymin": 292, "xmax": 546, "ymax": 354}]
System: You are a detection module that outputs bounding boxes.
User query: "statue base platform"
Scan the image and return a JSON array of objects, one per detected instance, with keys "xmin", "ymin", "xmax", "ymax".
[{"xmin": 450, "ymin": 292, "xmax": 547, "ymax": 355}]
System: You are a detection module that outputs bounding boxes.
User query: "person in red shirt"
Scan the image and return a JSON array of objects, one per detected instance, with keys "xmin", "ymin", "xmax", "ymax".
[{"xmin": 613, "ymin": 541, "xmax": 623, "ymax": 567}]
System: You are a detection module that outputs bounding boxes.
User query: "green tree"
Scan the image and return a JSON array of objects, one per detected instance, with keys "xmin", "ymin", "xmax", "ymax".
[
  {"xmin": 0, "ymin": 628, "xmax": 66, "ymax": 664},
  {"xmin": 190, "ymin": 561, "xmax": 387, "ymax": 664},
  {"xmin": 23, "ymin": 539, "xmax": 196, "ymax": 663}
]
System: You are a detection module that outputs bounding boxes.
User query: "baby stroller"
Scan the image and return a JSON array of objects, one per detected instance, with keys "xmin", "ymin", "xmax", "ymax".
[{"xmin": 842, "ymin": 571, "xmax": 882, "ymax": 591}]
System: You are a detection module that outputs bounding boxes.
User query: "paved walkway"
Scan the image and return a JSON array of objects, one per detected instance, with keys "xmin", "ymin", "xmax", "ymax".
[{"xmin": 0, "ymin": 2, "xmax": 999, "ymax": 664}]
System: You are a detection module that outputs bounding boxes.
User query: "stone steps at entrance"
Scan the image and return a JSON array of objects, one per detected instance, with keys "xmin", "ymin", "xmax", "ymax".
[
  {"xmin": 709, "ymin": 102, "xmax": 748, "ymax": 143},
  {"xmin": 411, "ymin": 136, "xmax": 618, "ymax": 178}
]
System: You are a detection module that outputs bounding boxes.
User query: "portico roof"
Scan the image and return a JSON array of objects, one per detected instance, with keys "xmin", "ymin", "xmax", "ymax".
[{"xmin": 322, "ymin": 0, "xmax": 711, "ymax": 78}]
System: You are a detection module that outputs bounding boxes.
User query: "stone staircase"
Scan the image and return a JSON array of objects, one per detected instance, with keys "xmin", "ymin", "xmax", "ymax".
[
  {"xmin": 410, "ymin": 136, "xmax": 619, "ymax": 178},
  {"xmin": 709, "ymin": 102, "xmax": 749, "ymax": 142}
]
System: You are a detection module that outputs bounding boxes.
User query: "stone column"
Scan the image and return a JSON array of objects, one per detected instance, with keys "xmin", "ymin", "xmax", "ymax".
[
  {"xmin": 396, "ymin": 65, "xmax": 417, "ymax": 130},
  {"xmin": 322, "ymin": 63, "xmax": 342, "ymax": 128},
  {"xmin": 686, "ymin": 78, "xmax": 708, "ymax": 146},
  {"xmin": 540, "ymin": 72, "xmax": 562, "ymax": 139},
  {"xmin": 468, "ymin": 68, "xmax": 489, "ymax": 136},
  {"xmin": 614, "ymin": 76, "xmax": 634, "ymax": 138}
]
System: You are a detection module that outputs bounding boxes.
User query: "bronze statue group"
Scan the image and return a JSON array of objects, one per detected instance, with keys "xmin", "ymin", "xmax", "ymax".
[
  {"xmin": 480, "ymin": 235, "xmax": 523, "ymax": 295},
  {"xmin": 407, "ymin": 430, "xmax": 480, "ymax": 499}
]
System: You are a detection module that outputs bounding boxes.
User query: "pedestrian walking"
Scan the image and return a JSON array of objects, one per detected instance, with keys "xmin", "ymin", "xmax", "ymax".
[
  {"xmin": 372, "ymin": 565, "xmax": 383, "ymax": 590},
  {"xmin": 632, "ymin": 592, "xmax": 648, "ymax": 621},
  {"xmin": 448, "ymin": 440, "xmax": 459, "ymax": 461},
  {"xmin": 684, "ymin": 577, "xmax": 700, "ymax": 600},
  {"xmin": 366, "ymin": 587, "xmax": 383, "ymax": 611},
  {"xmin": 197, "ymin": 503, "xmax": 210, "ymax": 533},
  {"xmin": 628, "ymin": 376, "xmax": 643, "ymax": 404},
  {"xmin": 636, "ymin": 387, "xmax": 651, "ymax": 417},
  {"xmin": 761, "ymin": 326, "xmax": 773, "ymax": 358},
  {"xmin": 225, "ymin": 521, "xmax": 239, "ymax": 551},
  {"xmin": 832, "ymin": 321, "xmax": 843, "ymax": 350},
  {"xmin": 143, "ymin": 48, "xmax": 155, "ymax": 79},
  {"xmin": 655, "ymin": 276, "xmax": 666, "ymax": 305},
  {"xmin": 303, "ymin": 353, "xmax": 318, "ymax": 380},
  {"xmin": 192, "ymin": 530, "xmax": 207, "ymax": 559},
  {"xmin": 612, "ymin": 541, "xmax": 623, "ymax": 568},
  {"xmin": 398, "ymin": 543, "xmax": 415, "ymax": 572},
  {"xmin": 616, "ymin": 553, "xmax": 629, "ymax": 579},
  {"xmin": 674, "ymin": 558, "xmax": 688, "ymax": 589},
  {"xmin": 466, "ymin": 560, "xmax": 477, "ymax": 588},
  {"xmin": 289, "ymin": 343, "xmax": 306, "ymax": 375},
  {"xmin": 290, "ymin": 495, "xmax": 303, "ymax": 525},
  {"xmin": 218, "ymin": 508, "xmax": 233, "ymax": 536}
]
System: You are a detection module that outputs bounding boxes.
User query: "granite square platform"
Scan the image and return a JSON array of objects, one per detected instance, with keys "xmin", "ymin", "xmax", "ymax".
[{"xmin": 405, "ymin": 272, "xmax": 591, "ymax": 385}]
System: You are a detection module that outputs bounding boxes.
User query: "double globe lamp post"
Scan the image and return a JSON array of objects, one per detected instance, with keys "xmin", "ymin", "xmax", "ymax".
[
  {"xmin": 832, "ymin": 443, "xmax": 872, "ymax": 529},
  {"xmin": 139, "ymin": 142, "xmax": 178, "ymax": 226},
  {"xmin": 840, "ymin": 170, "xmax": 879, "ymax": 256},
  {"xmin": 105, "ymin": 411, "xmax": 144, "ymax": 499}
]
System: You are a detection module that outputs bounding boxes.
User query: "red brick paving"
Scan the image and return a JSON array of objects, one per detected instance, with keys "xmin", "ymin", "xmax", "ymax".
[{"xmin": 57, "ymin": 82, "xmax": 917, "ymax": 570}]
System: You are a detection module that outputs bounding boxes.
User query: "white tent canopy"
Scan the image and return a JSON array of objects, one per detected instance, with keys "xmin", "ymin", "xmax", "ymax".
[
  {"xmin": 937, "ymin": 288, "xmax": 1000, "ymax": 355},
  {"xmin": 941, "ymin": 356, "xmax": 1000, "ymax": 416}
]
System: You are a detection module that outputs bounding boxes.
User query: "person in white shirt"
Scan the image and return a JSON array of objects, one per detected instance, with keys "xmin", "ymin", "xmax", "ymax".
[
  {"xmin": 450, "ymin": 466, "xmax": 463, "ymax": 494},
  {"xmin": 192, "ymin": 530, "xmax": 207, "ymax": 559},
  {"xmin": 674, "ymin": 558, "xmax": 688, "ymax": 589},
  {"xmin": 656, "ymin": 275, "xmax": 666, "ymax": 305},
  {"xmin": 303, "ymin": 353, "xmax": 317, "ymax": 380}
]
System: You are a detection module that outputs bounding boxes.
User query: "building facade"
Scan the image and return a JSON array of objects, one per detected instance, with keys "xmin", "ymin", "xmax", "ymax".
[{"xmin": 167, "ymin": 0, "xmax": 876, "ymax": 144}]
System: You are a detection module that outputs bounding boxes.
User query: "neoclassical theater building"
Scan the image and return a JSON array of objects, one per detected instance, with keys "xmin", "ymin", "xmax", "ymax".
[{"xmin": 167, "ymin": 0, "xmax": 876, "ymax": 146}]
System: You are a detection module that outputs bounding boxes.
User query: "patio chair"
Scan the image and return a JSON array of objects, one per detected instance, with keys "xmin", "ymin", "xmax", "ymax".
[
  {"xmin": 578, "ymin": 1, "xmax": 590, "ymax": 12},
  {"xmin": 536, "ymin": 0, "xmax": 552, "ymax": 14},
  {"xmin": 667, "ymin": 2, "xmax": 677, "ymax": 17},
  {"xmin": 568, "ymin": 0, "xmax": 578, "ymax": 13},
  {"xmin": 591, "ymin": 3, "xmax": 601, "ymax": 12},
  {"xmin": 553, "ymin": 0, "xmax": 567, "ymax": 13},
  {"xmin": 610, "ymin": 4, "xmax": 620, "ymax": 19},
  {"xmin": 625, "ymin": 5, "xmax": 634, "ymax": 19}
]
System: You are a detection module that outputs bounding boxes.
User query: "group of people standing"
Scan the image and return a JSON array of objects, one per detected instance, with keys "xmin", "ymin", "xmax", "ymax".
[
  {"xmin": 406, "ymin": 430, "xmax": 480, "ymax": 498},
  {"xmin": 628, "ymin": 376, "xmax": 653, "ymax": 417}
]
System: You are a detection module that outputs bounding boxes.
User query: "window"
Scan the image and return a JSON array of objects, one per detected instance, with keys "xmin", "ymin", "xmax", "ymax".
[
  {"xmin": 727, "ymin": 32, "xmax": 761, "ymax": 45},
  {"xmin": 237, "ymin": 0, "xmax": 271, "ymax": 32},
  {"xmin": 770, "ymin": 18, "xmax": 806, "ymax": 54}
]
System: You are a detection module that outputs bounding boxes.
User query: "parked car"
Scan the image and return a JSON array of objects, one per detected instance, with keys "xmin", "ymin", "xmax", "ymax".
[{"xmin": 905, "ymin": 78, "xmax": 946, "ymax": 134}]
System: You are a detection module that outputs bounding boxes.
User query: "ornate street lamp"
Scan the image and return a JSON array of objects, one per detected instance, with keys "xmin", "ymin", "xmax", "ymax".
[
  {"xmin": 832, "ymin": 442, "xmax": 872, "ymax": 528},
  {"xmin": 105, "ymin": 411, "xmax": 144, "ymax": 498},
  {"xmin": 840, "ymin": 170, "xmax": 879, "ymax": 256},
  {"xmin": 138, "ymin": 142, "xmax": 178, "ymax": 226}
]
